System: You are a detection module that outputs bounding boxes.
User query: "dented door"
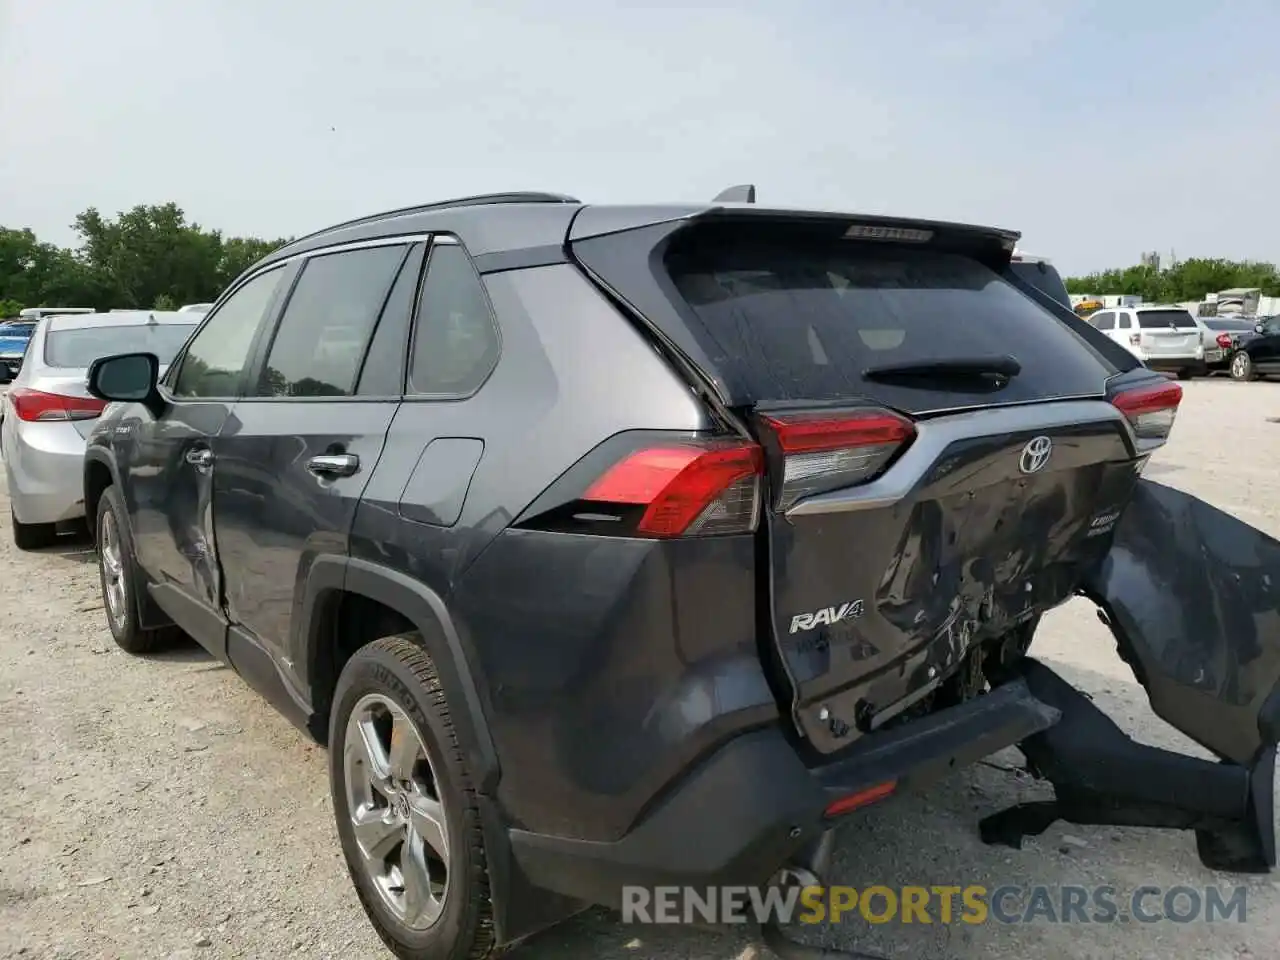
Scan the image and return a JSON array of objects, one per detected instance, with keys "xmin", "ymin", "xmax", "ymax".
[{"xmin": 1085, "ymin": 478, "xmax": 1280, "ymax": 765}]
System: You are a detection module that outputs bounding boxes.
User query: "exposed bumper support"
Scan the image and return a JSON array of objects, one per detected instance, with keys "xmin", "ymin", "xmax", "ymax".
[{"xmin": 981, "ymin": 659, "xmax": 1277, "ymax": 873}]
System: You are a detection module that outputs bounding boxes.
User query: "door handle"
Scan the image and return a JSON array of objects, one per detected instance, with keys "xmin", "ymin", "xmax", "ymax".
[
  {"xmin": 307, "ymin": 453, "xmax": 359, "ymax": 478},
  {"xmin": 185, "ymin": 448, "xmax": 213, "ymax": 469}
]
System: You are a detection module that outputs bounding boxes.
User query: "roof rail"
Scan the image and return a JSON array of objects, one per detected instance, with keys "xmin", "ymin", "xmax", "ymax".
[
  {"xmin": 713, "ymin": 184, "xmax": 756, "ymax": 203},
  {"xmin": 290, "ymin": 191, "xmax": 582, "ymax": 247}
]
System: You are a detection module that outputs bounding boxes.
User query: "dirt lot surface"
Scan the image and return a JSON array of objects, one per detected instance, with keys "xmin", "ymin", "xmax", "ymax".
[{"xmin": 3, "ymin": 379, "xmax": 1280, "ymax": 960}]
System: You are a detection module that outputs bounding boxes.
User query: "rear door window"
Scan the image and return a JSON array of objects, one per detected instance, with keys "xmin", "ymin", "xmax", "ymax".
[
  {"xmin": 1137, "ymin": 310, "xmax": 1198, "ymax": 330},
  {"xmin": 1117, "ymin": 312, "xmax": 1131, "ymax": 329},
  {"xmin": 255, "ymin": 245, "xmax": 408, "ymax": 398},
  {"xmin": 663, "ymin": 233, "xmax": 1117, "ymax": 409}
]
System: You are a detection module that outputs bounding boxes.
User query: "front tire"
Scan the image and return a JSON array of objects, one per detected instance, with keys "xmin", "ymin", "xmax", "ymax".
[
  {"xmin": 96, "ymin": 485, "xmax": 182, "ymax": 654},
  {"xmin": 330, "ymin": 634, "xmax": 496, "ymax": 960},
  {"xmin": 1231, "ymin": 352, "xmax": 1257, "ymax": 382}
]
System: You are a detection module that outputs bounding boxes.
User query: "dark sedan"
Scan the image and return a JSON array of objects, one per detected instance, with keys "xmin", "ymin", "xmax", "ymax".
[{"xmin": 1224, "ymin": 315, "xmax": 1280, "ymax": 380}]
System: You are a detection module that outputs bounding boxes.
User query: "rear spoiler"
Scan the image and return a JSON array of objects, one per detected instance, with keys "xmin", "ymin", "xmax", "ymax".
[{"xmin": 569, "ymin": 203, "xmax": 1022, "ymax": 267}]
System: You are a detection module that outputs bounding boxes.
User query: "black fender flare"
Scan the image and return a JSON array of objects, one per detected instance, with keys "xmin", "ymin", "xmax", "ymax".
[
  {"xmin": 297, "ymin": 555, "xmax": 499, "ymax": 794},
  {"xmin": 82, "ymin": 446, "xmax": 121, "ymax": 521}
]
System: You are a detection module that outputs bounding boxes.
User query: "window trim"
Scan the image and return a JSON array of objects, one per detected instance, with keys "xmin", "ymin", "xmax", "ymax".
[
  {"xmin": 240, "ymin": 242, "xmax": 413, "ymax": 402},
  {"xmin": 402, "ymin": 234, "xmax": 503, "ymax": 402},
  {"xmin": 162, "ymin": 262, "xmax": 295, "ymax": 403}
]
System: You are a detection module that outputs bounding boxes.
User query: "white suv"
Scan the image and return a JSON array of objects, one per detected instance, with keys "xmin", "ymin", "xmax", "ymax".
[{"xmin": 1089, "ymin": 305, "xmax": 1205, "ymax": 379}]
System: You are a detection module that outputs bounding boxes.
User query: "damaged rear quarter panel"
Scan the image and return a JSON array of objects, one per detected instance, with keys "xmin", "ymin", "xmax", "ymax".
[{"xmin": 1086, "ymin": 478, "xmax": 1280, "ymax": 765}]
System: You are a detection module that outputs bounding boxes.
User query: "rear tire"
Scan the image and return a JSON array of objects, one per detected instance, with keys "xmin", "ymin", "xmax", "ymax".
[
  {"xmin": 1177, "ymin": 368, "xmax": 1194, "ymax": 381},
  {"xmin": 11, "ymin": 509, "xmax": 57, "ymax": 551},
  {"xmin": 330, "ymin": 634, "xmax": 497, "ymax": 960},
  {"xmin": 96, "ymin": 485, "xmax": 183, "ymax": 654},
  {"xmin": 1230, "ymin": 352, "xmax": 1257, "ymax": 382}
]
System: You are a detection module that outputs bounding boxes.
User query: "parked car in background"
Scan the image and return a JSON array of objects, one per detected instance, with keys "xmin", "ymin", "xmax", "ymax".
[
  {"xmin": 0, "ymin": 320, "xmax": 38, "ymax": 379},
  {"xmin": 77, "ymin": 191, "xmax": 1280, "ymax": 960},
  {"xmin": 1193, "ymin": 315, "xmax": 1258, "ymax": 373},
  {"xmin": 1, "ymin": 310, "xmax": 199, "ymax": 548},
  {"xmin": 1089, "ymin": 304, "xmax": 1205, "ymax": 378},
  {"xmin": 1226, "ymin": 314, "xmax": 1280, "ymax": 381},
  {"xmin": 17, "ymin": 307, "xmax": 95, "ymax": 321}
]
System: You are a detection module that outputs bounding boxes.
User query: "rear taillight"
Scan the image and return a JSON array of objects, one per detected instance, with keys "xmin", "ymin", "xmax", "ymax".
[
  {"xmin": 9, "ymin": 388, "xmax": 108, "ymax": 422},
  {"xmin": 1216, "ymin": 333, "xmax": 1233, "ymax": 350},
  {"xmin": 759, "ymin": 409, "xmax": 916, "ymax": 511},
  {"xmin": 1112, "ymin": 381, "xmax": 1182, "ymax": 450},
  {"xmin": 582, "ymin": 440, "xmax": 763, "ymax": 537}
]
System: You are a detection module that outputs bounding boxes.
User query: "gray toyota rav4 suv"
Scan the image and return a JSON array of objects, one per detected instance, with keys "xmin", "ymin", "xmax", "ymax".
[{"xmin": 83, "ymin": 190, "xmax": 1280, "ymax": 959}]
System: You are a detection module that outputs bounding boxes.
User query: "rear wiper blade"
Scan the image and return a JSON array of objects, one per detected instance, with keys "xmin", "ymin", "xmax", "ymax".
[{"xmin": 863, "ymin": 355, "xmax": 1022, "ymax": 383}]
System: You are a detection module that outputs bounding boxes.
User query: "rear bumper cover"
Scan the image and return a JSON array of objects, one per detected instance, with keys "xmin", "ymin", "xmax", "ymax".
[
  {"xmin": 511, "ymin": 657, "xmax": 1278, "ymax": 910},
  {"xmin": 510, "ymin": 676, "xmax": 1060, "ymax": 906}
]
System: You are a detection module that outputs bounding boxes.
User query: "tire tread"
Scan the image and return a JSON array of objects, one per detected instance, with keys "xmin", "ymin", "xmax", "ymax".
[{"xmin": 340, "ymin": 633, "xmax": 498, "ymax": 960}]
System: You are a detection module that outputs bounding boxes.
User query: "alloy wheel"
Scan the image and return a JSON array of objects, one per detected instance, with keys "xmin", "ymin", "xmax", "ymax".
[
  {"xmin": 343, "ymin": 693, "xmax": 451, "ymax": 930},
  {"xmin": 99, "ymin": 510, "xmax": 128, "ymax": 630},
  {"xmin": 1233, "ymin": 354, "xmax": 1249, "ymax": 379}
]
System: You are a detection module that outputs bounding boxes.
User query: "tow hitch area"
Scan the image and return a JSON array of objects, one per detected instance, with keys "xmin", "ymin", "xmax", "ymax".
[{"xmin": 982, "ymin": 478, "xmax": 1280, "ymax": 873}]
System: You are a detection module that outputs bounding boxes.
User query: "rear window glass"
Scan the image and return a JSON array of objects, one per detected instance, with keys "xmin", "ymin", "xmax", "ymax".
[
  {"xmin": 44, "ymin": 323, "xmax": 197, "ymax": 368},
  {"xmin": 1137, "ymin": 310, "xmax": 1197, "ymax": 330},
  {"xmin": 663, "ymin": 235, "xmax": 1114, "ymax": 404},
  {"xmin": 1205, "ymin": 319, "xmax": 1254, "ymax": 331},
  {"xmin": 1009, "ymin": 260, "xmax": 1070, "ymax": 309}
]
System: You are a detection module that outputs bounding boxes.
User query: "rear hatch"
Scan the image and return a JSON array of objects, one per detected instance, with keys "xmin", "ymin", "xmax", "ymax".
[
  {"xmin": 572, "ymin": 210, "xmax": 1175, "ymax": 754},
  {"xmin": 1137, "ymin": 309, "xmax": 1200, "ymax": 357}
]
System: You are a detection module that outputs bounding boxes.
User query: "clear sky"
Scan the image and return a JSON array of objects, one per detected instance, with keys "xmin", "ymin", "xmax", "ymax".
[{"xmin": 1, "ymin": 0, "xmax": 1275, "ymax": 276}]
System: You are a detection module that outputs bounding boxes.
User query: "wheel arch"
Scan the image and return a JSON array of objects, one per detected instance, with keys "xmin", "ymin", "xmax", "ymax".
[
  {"xmin": 297, "ymin": 555, "xmax": 499, "ymax": 794},
  {"xmin": 82, "ymin": 448, "xmax": 119, "ymax": 534}
]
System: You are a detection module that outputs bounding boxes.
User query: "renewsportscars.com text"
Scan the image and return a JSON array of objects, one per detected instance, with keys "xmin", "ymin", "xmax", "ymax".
[{"xmin": 622, "ymin": 884, "xmax": 1249, "ymax": 926}]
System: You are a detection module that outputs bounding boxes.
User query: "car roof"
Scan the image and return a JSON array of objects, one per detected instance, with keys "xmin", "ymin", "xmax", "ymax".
[
  {"xmin": 46, "ymin": 310, "xmax": 199, "ymax": 331},
  {"xmin": 254, "ymin": 191, "xmax": 1022, "ymax": 276}
]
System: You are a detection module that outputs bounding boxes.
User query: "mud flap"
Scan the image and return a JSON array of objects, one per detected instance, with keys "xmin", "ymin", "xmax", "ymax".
[{"xmin": 981, "ymin": 479, "xmax": 1280, "ymax": 873}]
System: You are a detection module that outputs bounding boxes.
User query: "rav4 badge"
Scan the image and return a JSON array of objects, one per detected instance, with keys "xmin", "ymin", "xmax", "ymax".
[{"xmin": 790, "ymin": 600, "xmax": 865, "ymax": 634}]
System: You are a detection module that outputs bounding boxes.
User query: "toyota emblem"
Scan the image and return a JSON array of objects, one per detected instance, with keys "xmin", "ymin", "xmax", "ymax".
[{"xmin": 1019, "ymin": 436, "xmax": 1053, "ymax": 474}]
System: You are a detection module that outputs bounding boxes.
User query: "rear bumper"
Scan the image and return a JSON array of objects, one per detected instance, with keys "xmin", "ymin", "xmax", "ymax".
[
  {"xmin": 6, "ymin": 421, "xmax": 88, "ymax": 524},
  {"xmin": 1143, "ymin": 357, "xmax": 1207, "ymax": 374},
  {"xmin": 509, "ymin": 656, "xmax": 1278, "ymax": 912},
  {"xmin": 508, "ymin": 677, "xmax": 1059, "ymax": 906}
]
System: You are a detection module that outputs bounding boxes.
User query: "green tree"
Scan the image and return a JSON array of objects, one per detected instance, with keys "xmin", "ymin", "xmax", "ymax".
[
  {"xmin": 3, "ymin": 205, "xmax": 295, "ymax": 313},
  {"xmin": 1067, "ymin": 258, "xmax": 1280, "ymax": 303}
]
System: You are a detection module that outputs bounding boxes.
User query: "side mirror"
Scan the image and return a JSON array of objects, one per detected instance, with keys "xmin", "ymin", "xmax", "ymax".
[{"xmin": 87, "ymin": 352, "xmax": 162, "ymax": 413}]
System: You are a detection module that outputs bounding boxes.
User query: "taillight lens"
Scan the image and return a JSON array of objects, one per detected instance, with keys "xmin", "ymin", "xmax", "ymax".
[
  {"xmin": 9, "ymin": 388, "xmax": 108, "ymax": 422},
  {"xmin": 759, "ymin": 409, "xmax": 916, "ymax": 511},
  {"xmin": 1112, "ymin": 381, "xmax": 1182, "ymax": 450},
  {"xmin": 1216, "ymin": 333, "xmax": 1233, "ymax": 350},
  {"xmin": 582, "ymin": 440, "xmax": 763, "ymax": 537}
]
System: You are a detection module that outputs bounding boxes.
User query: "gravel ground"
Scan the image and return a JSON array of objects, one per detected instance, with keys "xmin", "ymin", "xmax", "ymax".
[{"xmin": 3, "ymin": 379, "xmax": 1280, "ymax": 960}]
